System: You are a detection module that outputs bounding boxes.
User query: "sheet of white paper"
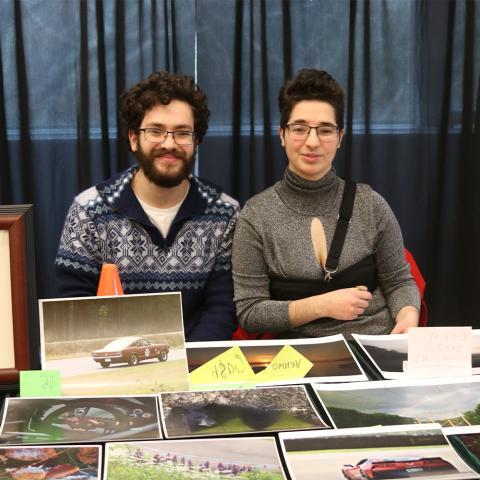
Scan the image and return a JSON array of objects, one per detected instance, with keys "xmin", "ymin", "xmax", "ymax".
[{"xmin": 406, "ymin": 327, "xmax": 472, "ymax": 377}]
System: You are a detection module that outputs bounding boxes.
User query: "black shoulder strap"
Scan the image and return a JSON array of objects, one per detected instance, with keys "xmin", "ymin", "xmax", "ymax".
[{"xmin": 324, "ymin": 180, "xmax": 357, "ymax": 281}]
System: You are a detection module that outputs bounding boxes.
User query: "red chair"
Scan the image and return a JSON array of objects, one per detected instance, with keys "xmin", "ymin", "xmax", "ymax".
[
  {"xmin": 233, "ymin": 248, "xmax": 427, "ymax": 339},
  {"xmin": 404, "ymin": 248, "xmax": 428, "ymax": 327}
]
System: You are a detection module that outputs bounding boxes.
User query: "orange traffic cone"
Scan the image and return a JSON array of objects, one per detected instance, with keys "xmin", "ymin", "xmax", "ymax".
[{"xmin": 96, "ymin": 263, "xmax": 124, "ymax": 296}]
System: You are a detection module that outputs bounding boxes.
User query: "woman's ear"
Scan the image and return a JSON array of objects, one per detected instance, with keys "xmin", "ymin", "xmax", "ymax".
[{"xmin": 279, "ymin": 127, "xmax": 286, "ymax": 147}]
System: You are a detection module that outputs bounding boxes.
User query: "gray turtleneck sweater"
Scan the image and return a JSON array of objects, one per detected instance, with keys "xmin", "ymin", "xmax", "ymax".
[{"xmin": 232, "ymin": 168, "xmax": 420, "ymax": 338}]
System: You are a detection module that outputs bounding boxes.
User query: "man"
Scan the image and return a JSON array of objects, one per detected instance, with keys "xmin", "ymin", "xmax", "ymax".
[{"xmin": 55, "ymin": 71, "xmax": 239, "ymax": 341}]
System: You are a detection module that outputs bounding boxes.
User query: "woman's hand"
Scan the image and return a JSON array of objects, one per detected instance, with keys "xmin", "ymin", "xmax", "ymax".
[
  {"xmin": 289, "ymin": 286, "xmax": 372, "ymax": 326},
  {"xmin": 390, "ymin": 306, "xmax": 419, "ymax": 334},
  {"xmin": 320, "ymin": 287, "xmax": 373, "ymax": 320}
]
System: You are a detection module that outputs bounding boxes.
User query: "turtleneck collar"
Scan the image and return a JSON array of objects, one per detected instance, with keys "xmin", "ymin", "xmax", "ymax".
[{"xmin": 275, "ymin": 167, "xmax": 342, "ymax": 216}]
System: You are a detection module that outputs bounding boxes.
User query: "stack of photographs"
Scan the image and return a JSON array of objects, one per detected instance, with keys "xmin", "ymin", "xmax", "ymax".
[
  {"xmin": 39, "ymin": 293, "xmax": 190, "ymax": 396},
  {"xmin": 104, "ymin": 437, "xmax": 286, "ymax": 480},
  {"xmin": 0, "ymin": 445, "xmax": 101, "ymax": 479},
  {"xmin": 159, "ymin": 385, "xmax": 328, "ymax": 438},
  {"xmin": 352, "ymin": 331, "xmax": 480, "ymax": 379},
  {"xmin": 313, "ymin": 376, "xmax": 480, "ymax": 430},
  {"xmin": 279, "ymin": 424, "xmax": 480, "ymax": 480},
  {"xmin": 0, "ymin": 396, "xmax": 162, "ymax": 444},
  {"xmin": 186, "ymin": 335, "xmax": 367, "ymax": 389}
]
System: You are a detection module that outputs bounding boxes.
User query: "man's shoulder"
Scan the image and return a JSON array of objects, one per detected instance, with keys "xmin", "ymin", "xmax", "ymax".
[{"xmin": 191, "ymin": 176, "xmax": 240, "ymax": 216}]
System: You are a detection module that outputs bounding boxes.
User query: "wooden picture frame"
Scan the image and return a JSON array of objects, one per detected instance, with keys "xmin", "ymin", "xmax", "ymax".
[{"xmin": 0, "ymin": 205, "xmax": 38, "ymax": 385}]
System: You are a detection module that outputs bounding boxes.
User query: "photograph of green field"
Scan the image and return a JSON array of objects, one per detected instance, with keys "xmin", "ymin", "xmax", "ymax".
[
  {"xmin": 315, "ymin": 379, "xmax": 480, "ymax": 429},
  {"xmin": 105, "ymin": 438, "xmax": 286, "ymax": 480},
  {"xmin": 40, "ymin": 293, "xmax": 189, "ymax": 395},
  {"xmin": 280, "ymin": 425, "xmax": 478, "ymax": 480},
  {"xmin": 160, "ymin": 385, "xmax": 327, "ymax": 437}
]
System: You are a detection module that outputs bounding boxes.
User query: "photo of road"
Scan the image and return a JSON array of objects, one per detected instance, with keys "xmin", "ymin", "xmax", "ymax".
[
  {"xmin": 280, "ymin": 426, "xmax": 478, "ymax": 480},
  {"xmin": 40, "ymin": 293, "xmax": 190, "ymax": 395}
]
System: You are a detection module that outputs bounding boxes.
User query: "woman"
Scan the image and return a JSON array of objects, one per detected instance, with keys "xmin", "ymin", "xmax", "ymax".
[{"xmin": 232, "ymin": 69, "xmax": 420, "ymax": 338}]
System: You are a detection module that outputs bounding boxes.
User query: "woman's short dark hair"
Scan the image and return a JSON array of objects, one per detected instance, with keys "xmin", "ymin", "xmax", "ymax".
[
  {"xmin": 278, "ymin": 69, "xmax": 345, "ymax": 130},
  {"xmin": 119, "ymin": 71, "xmax": 210, "ymax": 145}
]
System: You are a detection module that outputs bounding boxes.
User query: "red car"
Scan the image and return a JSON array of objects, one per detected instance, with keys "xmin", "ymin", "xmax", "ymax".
[
  {"xmin": 342, "ymin": 456, "xmax": 456, "ymax": 479},
  {"xmin": 92, "ymin": 336, "xmax": 169, "ymax": 368}
]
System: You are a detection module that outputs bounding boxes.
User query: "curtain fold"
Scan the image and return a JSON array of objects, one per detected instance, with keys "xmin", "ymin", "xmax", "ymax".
[{"xmin": 0, "ymin": 0, "xmax": 478, "ymax": 328}]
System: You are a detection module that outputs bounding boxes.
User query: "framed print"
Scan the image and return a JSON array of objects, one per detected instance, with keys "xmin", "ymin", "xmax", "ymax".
[{"xmin": 0, "ymin": 204, "xmax": 38, "ymax": 385}]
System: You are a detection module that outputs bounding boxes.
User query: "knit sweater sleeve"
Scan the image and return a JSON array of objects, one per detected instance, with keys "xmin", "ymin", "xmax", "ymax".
[
  {"xmin": 232, "ymin": 203, "xmax": 291, "ymax": 332},
  {"xmin": 54, "ymin": 197, "xmax": 103, "ymax": 297},
  {"xmin": 371, "ymin": 190, "xmax": 421, "ymax": 318}
]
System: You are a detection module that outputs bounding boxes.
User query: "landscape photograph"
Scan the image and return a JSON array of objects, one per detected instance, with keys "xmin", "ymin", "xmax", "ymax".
[
  {"xmin": 314, "ymin": 378, "xmax": 480, "ymax": 429},
  {"xmin": 40, "ymin": 293, "xmax": 189, "ymax": 395},
  {"xmin": 353, "ymin": 331, "xmax": 480, "ymax": 378},
  {"xmin": 280, "ymin": 425, "xmax": 478, "ymax": 480},
  {"xmin": 105, "ymin": 437, "xmax": 286, "ymax": 480},
  {"xmin": 160, "ymin": 385, "xmax": 327, "ymax": 437},
  {"xmin": 0, "ymin": 395, "xmax": 161, "ymax": 443},
  {"xmin": 186, "ymin": 336, "xmax": 367, "ymax": 385}
]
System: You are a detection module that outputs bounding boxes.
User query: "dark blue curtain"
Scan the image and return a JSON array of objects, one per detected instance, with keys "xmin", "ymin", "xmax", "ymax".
[{"xmin": 0, "ymin": 0, "xmax": 479, "ymax": 327}]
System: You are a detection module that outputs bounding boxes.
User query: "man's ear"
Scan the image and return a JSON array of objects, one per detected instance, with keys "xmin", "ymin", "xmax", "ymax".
[
  {"xmin": 128, "ymin": 129, "xmax": 139, "ymax": 152},
  {"xmin": 279, "ymin": 127, "xmax": 286, "ymax": 147}
]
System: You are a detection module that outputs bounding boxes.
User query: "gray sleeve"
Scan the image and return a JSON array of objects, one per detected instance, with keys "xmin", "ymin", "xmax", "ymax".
[
  {"xmin": 372, "ymin": 191, "xmax": 421, "ymax": 318},
  {"xmin": 232, "ymin": 204, "xmax": 291, "ymax": 332}
]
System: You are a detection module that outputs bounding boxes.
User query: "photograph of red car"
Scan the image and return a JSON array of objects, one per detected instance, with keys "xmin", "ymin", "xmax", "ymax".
[
  {"xmin": 92, "ymin": 336, "xmax": 169, "ymax": 368},
  {"xmin": 342, "ymin": 456, "xmax": 456, "ymax": 479}
]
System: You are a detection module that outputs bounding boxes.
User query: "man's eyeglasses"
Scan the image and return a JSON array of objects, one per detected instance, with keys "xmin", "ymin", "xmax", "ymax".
[
  {"xmin": 138, "ymin": 128, "xmax": 197, "ymax": 145},
  {"xmin": 286, "ymin": 123, "xmax": 339, "ymax": 141}
]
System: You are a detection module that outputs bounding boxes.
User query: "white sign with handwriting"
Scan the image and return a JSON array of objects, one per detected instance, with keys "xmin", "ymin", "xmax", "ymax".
[{"xmin": 405, "ymin": 327, "xmax": 472, "ymax": 377}]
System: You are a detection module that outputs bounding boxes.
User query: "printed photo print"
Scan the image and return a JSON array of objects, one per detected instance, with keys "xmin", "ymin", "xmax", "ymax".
[
  {"xmin": 186, "ymin": 336, "xmax": 367, "ymax": 387},
  {"xmin": 314, "ymin": 377, "xmax": 480, "ymax": 430},
  {"xmin": 0, "ymin": 445, "xmax": 101, "ymax": 480},
  {"xmin": 39, "ymin": 293, "xmax": 189, "ymax": 396},
  {"xmin": 279, "ymin": 424, "xmax": 479, "ymax": 480},
  {"xmin": 104, "ymin": 437, "xmax": 286, "ymax": 480},
  {"xmin": 352, "ymin": 331, "xmax": 480, "ymax": 379},
  {"xmin": 0, "ymin": 396, "xmax": 161, "ymax": 444},
  {"xmin": 159, "ymin": 385, "xmax": 327, "ymax": 438},
  {"xmin": 446, "ymin": 426, "xmax": 480, "ymax": 474}
]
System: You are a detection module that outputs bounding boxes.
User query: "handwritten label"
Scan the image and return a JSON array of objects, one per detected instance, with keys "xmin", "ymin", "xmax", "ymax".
[
  {"xmin": 189, "ymin": 346, "xmax": 255, "ymax": 387},
  {"xmin": 406, "ymin": 327, "xmax": 472, "ymax": 377},
  {"xmin": 255, "ymin": 345, "xmax": 313, "ymax": 382},
  {"xmin": 20, "ymin": 370, "xmax": 61, "ymax": 397}
]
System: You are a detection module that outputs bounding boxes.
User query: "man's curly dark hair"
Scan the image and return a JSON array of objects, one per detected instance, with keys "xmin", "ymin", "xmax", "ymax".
[
  {"xmin": 278, "ymin": 69, "xmax": 345, "ymax": 130},
  {"xmin": 119, "ymin": 71, "xmax": 210, "ymax": 146}
]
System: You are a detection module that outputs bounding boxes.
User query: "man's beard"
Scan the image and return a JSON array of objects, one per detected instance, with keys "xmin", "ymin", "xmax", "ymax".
[{"xmin": 134, "ymin": 144, "xmax": 195, "ymax": 188}]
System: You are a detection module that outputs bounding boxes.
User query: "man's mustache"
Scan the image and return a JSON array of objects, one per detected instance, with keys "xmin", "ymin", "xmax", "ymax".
[{"xmin": 150, "ymin": 148, "xmax": 185, "ymax": 159}]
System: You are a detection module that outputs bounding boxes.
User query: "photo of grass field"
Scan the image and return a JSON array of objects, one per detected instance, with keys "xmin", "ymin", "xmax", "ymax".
[
  {"xmin": 105, "ymin": 438, "xmax": 286, "ymax": 480},
  {"xmin": 314, "ymin": 378, "xmax": 480, "ymax": 429},
  {"xmin": 160, "ymin": 385, "xmax": 327, "ymax": 437},
  {"xmin": 40, "ymin": 293, "xmax": 189, "ymax": 395}
]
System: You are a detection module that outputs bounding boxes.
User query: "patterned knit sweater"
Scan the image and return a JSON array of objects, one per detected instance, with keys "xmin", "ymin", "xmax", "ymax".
[{"xmin": 55, "ymin": 166, "xmax": 240, "ymax": 341}]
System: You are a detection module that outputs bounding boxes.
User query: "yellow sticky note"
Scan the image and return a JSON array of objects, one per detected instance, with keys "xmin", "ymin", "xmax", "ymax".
[
  {"xmin": 189, "ymin": 346, "xmax": 256, "ymax": 387},
  {"xmin": 255, "ymin": 345, "xmax": 313, "ymax": 382}
]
